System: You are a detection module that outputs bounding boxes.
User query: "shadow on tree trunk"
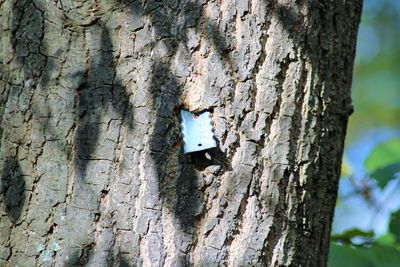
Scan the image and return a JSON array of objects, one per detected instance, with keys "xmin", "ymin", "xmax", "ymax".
[
  {"xmin": 0, "ymin": 157, "xmax": 25, "ymax": 223},
  {"xmin": 118, "ymin": 254, "xmax": 132, "ymax": 267},
  {"xmin": 74, "ymin": 24, "xmax": 133, "ymax": 180}
]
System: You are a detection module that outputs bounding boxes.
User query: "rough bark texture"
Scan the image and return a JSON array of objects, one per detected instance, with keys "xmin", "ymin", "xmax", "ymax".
[{"xmin": 0, "ymin": 0, "xmax": 361, "ymax": 266}]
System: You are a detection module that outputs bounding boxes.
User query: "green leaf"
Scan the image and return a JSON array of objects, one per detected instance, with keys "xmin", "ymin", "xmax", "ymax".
[
  {"xmin": 328, "ymin": 243, "xmax": 373, "ymax": 267},
  {"xmin": 376, "ymin": 233, "xmax": 396, "ymax": 246},
  {"xmin": 389, "ymin": 210, "xmax": 400, "ymax": 244},
  {"xmin": 370, "ymin": 163, "xmax": 400, "ymax": 188},
  {"xmin": 331, "ymin": 228, "xmax": 374, "ymax": 244},
  {"xmin": 329, "ymin": 243, "xmax": 400, "ymax": 267},
  {"xmin": 364, "ymin": 138, "xmax": 400, "ymax": 186},
  {"xmin": 370, "ymin": 245, "xmax": 400, "ymax": 267}
]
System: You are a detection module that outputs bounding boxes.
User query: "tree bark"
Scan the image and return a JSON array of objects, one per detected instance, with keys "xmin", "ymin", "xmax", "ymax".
[{"xmin": 0, "ymin": 0, "xmax": 362, "ymax": 266}]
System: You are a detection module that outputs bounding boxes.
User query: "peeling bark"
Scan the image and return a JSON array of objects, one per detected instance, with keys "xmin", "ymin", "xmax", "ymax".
[{"xmin": 0, "ymin": 0, "xmax": 361, "ymax": 266}]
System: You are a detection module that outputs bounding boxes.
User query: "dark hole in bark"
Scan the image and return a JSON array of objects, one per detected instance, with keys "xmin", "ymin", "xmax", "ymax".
[
  {"xmin": 189, "ymin": 147, "xmax": 230, "ymax": 172},
  {"xmin": 198, "ymin": 143, "xmax": 202, "ymax": 146},
  {"xmin": 190, "ymin": 150, "xmax": 213, "ymax": 171}
]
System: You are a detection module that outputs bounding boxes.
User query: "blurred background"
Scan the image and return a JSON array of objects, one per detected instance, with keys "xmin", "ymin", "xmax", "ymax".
[{"xmin": 329, "ymin": 0, "xmax": 400, "ymax": 266}]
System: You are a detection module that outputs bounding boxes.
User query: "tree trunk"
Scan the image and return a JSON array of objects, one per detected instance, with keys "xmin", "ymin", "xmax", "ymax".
[{"xmin": 0, "ymin": 0, "xmax": 361, "ymax": 266}]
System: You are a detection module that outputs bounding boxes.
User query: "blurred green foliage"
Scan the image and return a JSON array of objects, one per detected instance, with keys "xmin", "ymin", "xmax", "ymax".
[
  {"xmin": 329, "ymin": 242, "xmax": 400, "ymax": 267},
  {"xmin": 346, "ymin": 0, "xmax": 400, "ymax": 143},
  {"xmin": 330, "ymin": 211, "xmax": 400, "ymax": 267},
  {"xmin": 329, "ymin": 0, "xmax": 400, "ymax": 266}
]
